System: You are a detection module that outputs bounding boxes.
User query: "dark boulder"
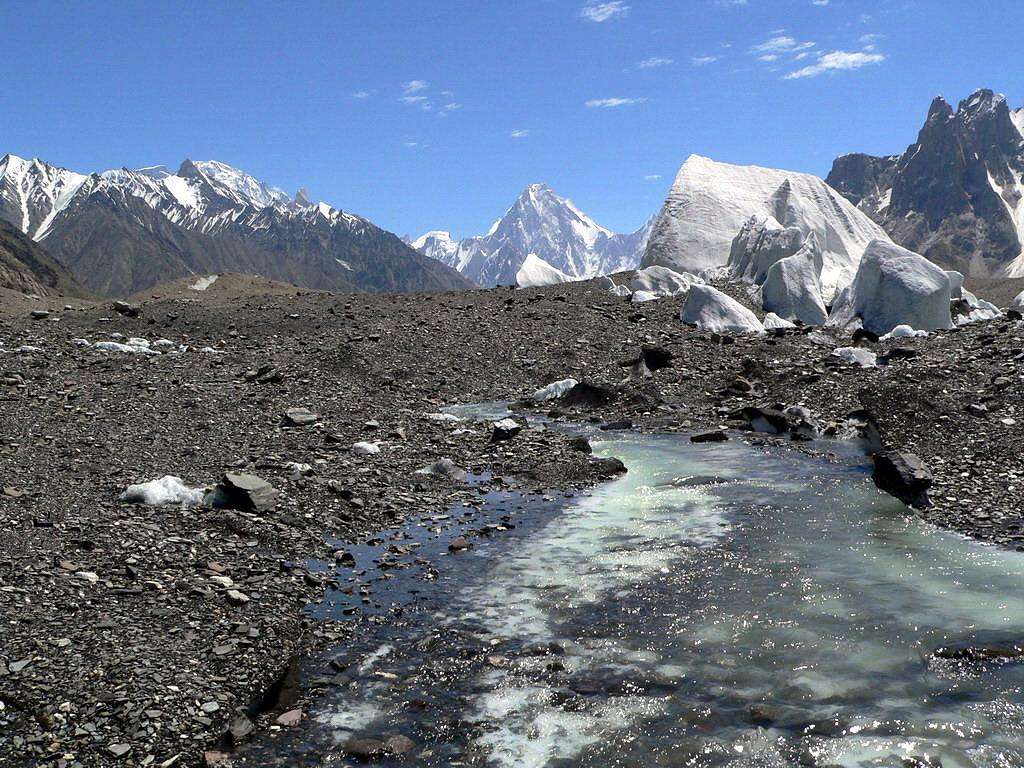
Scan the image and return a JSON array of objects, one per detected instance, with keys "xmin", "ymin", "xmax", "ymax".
[
  {"xmin": 871, "ymin": 451, "xmax": 933, "ymax": 508},
  {"xmin": 490, "ymin": 418, "xmax": 523, "ymax": 443},
  {"xmin": 562, "ymin": 382, "xmax": 617, "ymax": 409},
  {"xmin": 567, "ymin": 436, "xmax": 593, "ymax": 454},
  {"xmin": 207, "ymin": 473, "xmax": 280, "ymax": 513},
  {"xmin": 591, "ymin": 457, "xmax": 627, "ymax": 477},
  {"xmin": 690, "ymin": 430, "xmax": 729, "ymax": 443}
]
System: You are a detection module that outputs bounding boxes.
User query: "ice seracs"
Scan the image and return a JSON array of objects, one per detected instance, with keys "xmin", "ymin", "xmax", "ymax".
[
  {"xmin": 679, "ymin": 285, "xmax": 765, "ymax": 334},
  {"xmin": 629, "ymin": 265, "xmax": 702, "ymax": 299},
  {"xmin": 515, "ymin": 253, "xmax": 572, "ymax": 288},
  {"xmin": 759, "ymin": 235, "xmax": 828, "ymax": 326},
  {"xmin": 827, "ymin": 240, "xmax": 954, "ymax": 335},
  {"xmin": 642, "ymin": 155, "xmax": 891, "ymax": 300}
]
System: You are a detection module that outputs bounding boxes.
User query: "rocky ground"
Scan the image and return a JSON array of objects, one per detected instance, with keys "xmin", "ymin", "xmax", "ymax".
[{"xmin": 1, "ymin": 273, "xmax": 1021, "ymax": 767}]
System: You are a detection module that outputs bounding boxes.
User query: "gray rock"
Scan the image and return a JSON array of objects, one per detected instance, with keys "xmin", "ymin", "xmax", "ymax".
[
  {"xmin": 281, "ymin": 407, "xmax": 319, "ymax": 427},
  {"xmin": 871, "ymin": 451, "xmax": 933, "ymax": 508},
  {"xmin": 490, "ymin": 418, "xmax": 523, "ymax": 443},
  {"xmin": 207, "ymin": 473, "xmax": 280, "ymax": 512}
]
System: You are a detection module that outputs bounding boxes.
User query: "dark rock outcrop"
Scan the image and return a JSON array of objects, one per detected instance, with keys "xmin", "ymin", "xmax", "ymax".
[
  {"xmin": 871, "ymin": 451, "xmax": 933, "ymax": 509},
  {"xmin": 827, "ymin": 89, "xmax": 1024, "ymax": 277}
]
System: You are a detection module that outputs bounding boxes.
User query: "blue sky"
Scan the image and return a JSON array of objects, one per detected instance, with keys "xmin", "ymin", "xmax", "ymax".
[{"xmin": 3, "ymin": 0, "xmax": 1021, "ymax": 238}]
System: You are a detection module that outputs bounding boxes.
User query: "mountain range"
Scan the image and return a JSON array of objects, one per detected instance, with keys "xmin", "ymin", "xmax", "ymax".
[
  {"xmin": 408, "ymin": 183, "xmax": 652, "ymax": 287},
  {"xmin": 0, "ymin": 155, "xmax": 472, "ymax": 297},
  {"xmin": 826, "ymin": 88, "xmax": 1024, "ymax": 278}
]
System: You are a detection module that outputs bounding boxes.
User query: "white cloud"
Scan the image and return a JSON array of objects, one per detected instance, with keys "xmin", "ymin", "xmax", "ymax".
[
  {"xmin": 811, "ymin": 0, "xmax": 829, "ymax": 5},
  {"xmin": 580, "ymin": 1, "xmax": 630, "ymax": 21},
  {"xmin": 644, "ymin": 174, "xmax": 662, "ymax": 180},
  {"xmin": 715, "ymin": 0, "xmax": 748, "ymax": 5},
  {"xmin": 399, "ymin": 95, "xmax": 434, "ymax": 112},
  {"xmin": 404, "ymin": 141, "xmax": 420, "ymax": 148},
  {"xmin": 511, "ymin": 129, "xmax": 531, "ymax": 139},
  {"xmin": 402, "ymin": 80, "xmax": 429, "ymax": 94},
  {"xmin": 784, "ymin": 49, "xmax": 886, "ymax": 79},
  {"xmin": 859, "ymin": 33, "xmax": 884, "ymax": 44},
  {"xmin": 638, "ymin": 57, "xmax": 674, "ymax": 68},
  {"xmin": 691, "ymin": 55, "xmax": 720, "ymax": 66},
  {"xmin": 351, "ymin": 91, "xmax": 371, "ymax": 99},
  {"xmin": 440, "ymin": 102, "xmax": 462, "ymax": 114},
  {"xmin": 758, "ymin": 54, "xmax": 778, "ymax": 62},
  {"xmin": 750, "ymin": 35, "xmax": 816, "ymax": 55},
  {"xmin": 585, "ymin": 96, "xmax": 648, "ymax": 108}
]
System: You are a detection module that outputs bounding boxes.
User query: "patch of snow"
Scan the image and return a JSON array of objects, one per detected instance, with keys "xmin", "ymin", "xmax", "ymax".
[
  {"xmin": 881, "ymin": 324, "xmax": 928, "ymax": 339},
  {"xmin": 630, "ymin": 290, "xmax": 659, "ymax": 303},
  {"xmin": 94, "ymin": 338, "xmax": 162, "ymax": 355},
  {"xmin": 762, "ymin": 312, "xmax": 796, "ymax": 330},
  {"xmin": 352, "ymin": 441, "xmax": 381, "ymax": 455},
  {"xmin": 679, "ymin": 285, "xmax": 765, "ymax": 334},
  {"xmin": 425, "ymin": 412, "xmax": 463, "ymax": 422},
  {"xmin": 119, "ymin": 475, "xmax": 206, "ymax": 507},
  {"xmin": 189, "ymin": 275, "xmax": 219, "ymax": 291},
  {"xmin": 832, "ymin": 347, "xmax": 878, "ymax": 368},
  {"xmin": 532, "ymin": 378, "xmax": 579, "ymax": 402}
]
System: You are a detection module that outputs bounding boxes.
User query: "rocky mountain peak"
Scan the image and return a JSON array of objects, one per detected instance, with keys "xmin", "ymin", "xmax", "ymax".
[
  {"xmin": 294, "ymin": 187, "xmax": 312, "ymax": 207},
  {"xmin": 926, "ymin": 96, "xmax": 954, "ymax": 122}
]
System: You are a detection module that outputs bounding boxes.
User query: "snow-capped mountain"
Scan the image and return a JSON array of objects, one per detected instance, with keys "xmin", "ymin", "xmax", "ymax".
[
  {"xmin": 411, "ymin": 183, "xmax": 652, "ymax": 287},
  {"xmin": 641, "ymin": 154, "xmax": 890, "ymax": 298},
  {"xmin": 0, "ymin": 155, "xmax": 473, "ymax": 297},
  {"xmin": 827, "ymin": 88, "xmax": 1024, "ymax": 277}
]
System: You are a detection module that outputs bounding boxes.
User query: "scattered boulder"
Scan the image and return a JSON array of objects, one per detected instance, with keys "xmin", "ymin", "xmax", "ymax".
[
  {"xmin": 600, "ymin": 418, "xmax": 633, "ymax": 431},
  {"xmin": 30, "ymin": 309, "xmax": 50, "ymax": 320},
  {"xmin": 352, "ymin": 441, "xmax": 382, "ymax": 455},
  {"xmin": 934, "ymin": 639, "xmax": 1024, "ymax": 662},
  {"xmin": 344, "ymin": 739, "xmax": 387, "ymax": 759},
  {"xmin": 281, "ymin": 407, "xmax": 320, "ymax": 427},
  {"xmin": 739, "ymin": 406, "xmax": 791, "ymax": 435},
  {"xmin": 871, "ymin": 451, "xmax": 933, "ymax": 508},
  {"xmin": 679, "ymin": 285, "xmax": 765, "ymax": 335},
  {"xmin": 112, "ymin": 300, "xmax": 140, "ymax": 317},
  {"xmin": 415, "ymin": 458, "xmax": 469, "ymax": 482},
  {"xmin": 691, "ymin": 430, "xmax": 729, "ymax": 443},
  {"xmin": 207, "ymin": 473, "xmax": 280, "ymax": 513},
  {"xmin": 567, "ymin": 435, "xmax": 593, "ymax": 453},
  {"xmin": 490, "ymin": 418, "xmax": 523, "ymax": 443},
  {"xmin": 598, "ymin": 275, "xmax": 632, "ymax": 298},
  {"xmin": 591, "ymin": 457, "xmax": 627, "ymax": 477},
  {"xmin": 561, "ymin": 381, "xmax": 617, "ymax": 409},
  {"xmin": 827, "ymin": 240, "xmax": 953, "ymax": 335}
]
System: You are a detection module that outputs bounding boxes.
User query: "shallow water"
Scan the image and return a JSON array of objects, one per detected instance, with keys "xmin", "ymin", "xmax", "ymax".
[{"xmin": 261, "ymin": 421, "xmax": 1024, "ymax": 767}]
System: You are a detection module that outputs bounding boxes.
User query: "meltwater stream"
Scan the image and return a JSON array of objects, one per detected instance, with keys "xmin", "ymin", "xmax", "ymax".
[{"xmin": 263, "ymin": 420, "xmax": 1024, "ymax": 767}]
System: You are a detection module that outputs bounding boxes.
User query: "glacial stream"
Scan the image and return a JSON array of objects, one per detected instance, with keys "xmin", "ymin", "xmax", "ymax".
[{"xmin": 260, "ymin": 409, "xmax": 1024, "ymax": 767}]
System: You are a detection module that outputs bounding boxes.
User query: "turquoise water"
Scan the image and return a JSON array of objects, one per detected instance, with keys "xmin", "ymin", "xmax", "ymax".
[{"xmin": 257, "ymin": 425, "xmax": 1024, "ymax": 767}]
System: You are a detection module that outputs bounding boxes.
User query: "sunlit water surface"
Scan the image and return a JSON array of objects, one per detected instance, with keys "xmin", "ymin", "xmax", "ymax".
[{"xmin": 264, "ymin": 414, "xmax": 1024, "ymax": 767}]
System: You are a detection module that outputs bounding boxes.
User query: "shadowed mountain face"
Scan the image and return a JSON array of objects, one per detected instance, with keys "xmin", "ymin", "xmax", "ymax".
[
  {"xmin": 827, "ymin": 89, "xmax": 1024, "ymax": 277},
  {"xmin": 0, "ymin": 155, "xmax": 474, "ymax": 297},
  {"xmin": 0, "ymin": 218, "xmax": 86, "ymax": 297}
]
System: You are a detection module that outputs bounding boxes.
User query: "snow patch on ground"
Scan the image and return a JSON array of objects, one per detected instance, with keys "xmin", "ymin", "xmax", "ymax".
[
  {"xmin": 832, "ymin": 347, "xmax": 878, "ymax": 367},
  {"xmin": 533, "ymin": 378, "xmax": 579, "ymax": 402},
  {"xmin": 119, "ymin": 476, "xmax": 206, "ymax": 507},
  {"xmin": 189, "ymin": 275, "xmax": 219, "ymax": 291}
]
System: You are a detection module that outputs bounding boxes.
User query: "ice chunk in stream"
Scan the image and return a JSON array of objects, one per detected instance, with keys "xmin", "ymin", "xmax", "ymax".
[
  {"xmin": 679, "ymin": 285, "xmax": 765, "ymax": 334},
  {"xmin": 119, "ymin": 476, "xmax": 206, "ymax": 507},
  {"xmin": 532, "ymin": 378, "xmax": 579, "ymax": 402}
]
